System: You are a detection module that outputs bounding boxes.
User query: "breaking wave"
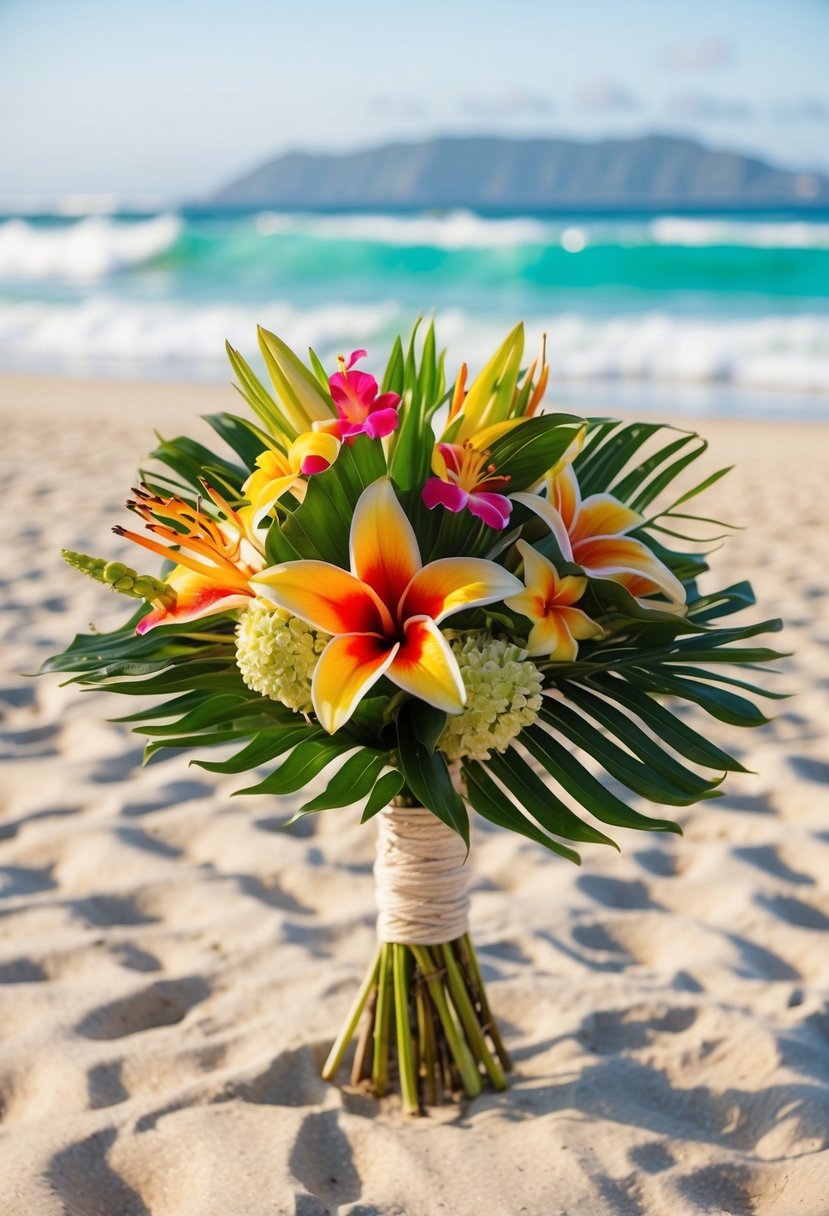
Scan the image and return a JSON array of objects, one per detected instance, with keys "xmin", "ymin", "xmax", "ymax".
[
  {"xmin": 2, "ymin": 296, "xmax": 827, "ymax": 395},
  {"xmin": 0, "ymin": 214, "xmax": 183, "ymax": 280}
]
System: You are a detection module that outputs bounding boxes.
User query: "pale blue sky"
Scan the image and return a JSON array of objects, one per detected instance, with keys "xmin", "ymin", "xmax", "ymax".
[{"xmin": 1, "ymin": 0, "xmax": 827, "ymax": 199}]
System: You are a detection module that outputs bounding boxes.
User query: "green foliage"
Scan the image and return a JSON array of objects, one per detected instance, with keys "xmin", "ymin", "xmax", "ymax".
[
  {"xmin": 396, "ymin": 701, "xmax": 469, "ymax": 848},
  {"xmin": 487, "ymin": 414, "xmax": 584, "ymax": 491}
]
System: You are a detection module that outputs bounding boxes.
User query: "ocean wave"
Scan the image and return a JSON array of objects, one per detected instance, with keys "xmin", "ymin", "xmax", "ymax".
[
  {"xmin": 0, "ymin": 296, "xmax": 401, "ymax": 367},
  {"xmin": 648, "ymin": 217, "xmax": 829, "ymax": 249},
  {"xmin": 254, "ymin": 209, "xmax": 556, "ymax": 249},
  {"xmin": 0, "ymin": 215, "xmax": 183, "ymax": 280},
  {"xmin": 256, "ymin": 210, "xmax": 829, "ymax": 252},
  {"xmin": 1, "ymin": 297, "xmax": 827, "ymax": 394},
  {"xmin": 3, "ymin": 211, "xmax": 829, "ymax": 291},
  {"xmin": 543, "ymin": 312, "xmax": 829, "ymax": 392}
]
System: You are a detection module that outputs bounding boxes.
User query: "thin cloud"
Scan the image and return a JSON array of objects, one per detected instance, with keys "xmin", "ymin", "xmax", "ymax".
[
  {"xmin": 574, "ymin": 77, "xmax": 638, "ymax": 112},
  {"xmin": 458, "ymin": 91, "xmax": 555, "ymax": 119},
  {"xmin": 366, "ymin": 94, "xmax": 430, "ymax": 121},
  {"xmin": 659, "ymin": 36, "xmax": 734, "ymax": 72},
  {"xmin": 670, "ymin": 91, "xmax": 753, "ymax": 122},
  {"xmin": 771, "ymin": 97, "xmax": 829, "ymax": 122}
]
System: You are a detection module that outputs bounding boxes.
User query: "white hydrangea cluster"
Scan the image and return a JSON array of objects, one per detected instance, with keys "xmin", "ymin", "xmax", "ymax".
[
  {"xmin": 235, "ymin": 602, "xmax": 329, "ymax": 714},
  {"xmin": 438, "ymin": 631, "xmax": 544, "ymax": 762}
]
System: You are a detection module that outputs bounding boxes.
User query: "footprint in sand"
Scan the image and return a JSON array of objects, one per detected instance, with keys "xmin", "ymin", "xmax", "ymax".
[
  {"xmin": 290, "ymin": 1110, "xmax": 362, "ymax": 1209},
  {"xmin": 47, "ymin": 1129, "xmax": 149, "ymax": 1216},
  {"xmin": 75, "ymin": 976, "xmax": 211, "ymax": 1041}
]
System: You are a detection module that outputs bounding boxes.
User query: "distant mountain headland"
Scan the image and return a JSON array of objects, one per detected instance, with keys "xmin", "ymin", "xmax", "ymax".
[{"xmin": 211, "ymin": 134, "xmax": 829, "ymax": 211}]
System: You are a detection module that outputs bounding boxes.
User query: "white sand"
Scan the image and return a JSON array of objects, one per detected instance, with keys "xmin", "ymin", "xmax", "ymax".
[{"xmin": 1, "ymin": 373, "xmax": 828, "ymax": 1216}]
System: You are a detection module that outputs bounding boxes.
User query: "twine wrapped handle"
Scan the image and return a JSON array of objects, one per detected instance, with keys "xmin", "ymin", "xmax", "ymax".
[{"xmin": 374, "ymin": 805, "xmax": 470, "ymax": 945}]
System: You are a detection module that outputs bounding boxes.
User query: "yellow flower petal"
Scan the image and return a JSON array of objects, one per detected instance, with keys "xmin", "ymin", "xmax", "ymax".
[
  {"xmin": 503, "ymin": 588, "xmax": 548, "ymax": 624},
  {"xmin": 509, "ymin": 493, "xmax": 574, "ymax": 561},
  {"xmin": 558, "ymin": 605, "xmax": 603, "ymax": 640},
  {"xmin": 252, "ymin": 561, "xmax": 392, "ymax": 635},
  {"xmin": 512, "ymin": 540, "xmax": 559, "ymax": 605},
  {"xmin": 312, "ymin": 632, "xmax": 398, "ymax": 734},
  {"xmin": 556, "ymin": 573, "xmax": 590, "ymax": 606},
  {"xmin": 547, "ymin": 462, "xmax": 580, "ymax": 531},
  {"xmin": 243, "ymin": 466, "xmax": 300, "ymax": 529},
  {"xmin": 290, "ymin": 429, "xmax": 341, "ymax": 472},
  {"xmin": 574, "ymin": 536, "xmax": 686, "ymax": 604},
  {"xmin": 387, "ymin": 616, "xmax": 466, "ymax": 713},
  {"xmin": 401, "ymin": 557, "xmax": 522, "ymax": 624},
  {"xmin": 526, "ymin": 614, "xmax": 579, "ymax": 661},
  {"xmin": 572, "ymin": 493, "xmax": 643, "ymax": 542},
  {"xmin": 349, "ymin": 477, "xmax": 422, "ymax": 614}
]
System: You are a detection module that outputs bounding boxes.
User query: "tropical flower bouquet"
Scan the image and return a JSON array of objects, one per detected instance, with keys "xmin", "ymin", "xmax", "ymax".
[{"xmin": 47, "ymin": 322, "xmax": 784, "ymax": 1114}]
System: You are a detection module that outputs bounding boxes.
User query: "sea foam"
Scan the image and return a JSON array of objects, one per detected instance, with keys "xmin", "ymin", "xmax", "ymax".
[
  {"xmin": 0, "ymin": 214, "xmax": 182, "ymax": 280},
  {"xmin": 1, "ymin": 297, "xmax": 827, "ymax": 396},
  {"xmin": 648, "ymin": 217, "xmax": 829, "ymax": 249},
  {"xmin": 254, "ymin": 209, "xmax": 554, "ymax": 249}
]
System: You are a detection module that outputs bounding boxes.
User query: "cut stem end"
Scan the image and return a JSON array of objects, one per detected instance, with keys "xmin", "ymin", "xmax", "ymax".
[{"xmin": 322, "ymin": 934, "xmax": 509, "ymax": 1114}]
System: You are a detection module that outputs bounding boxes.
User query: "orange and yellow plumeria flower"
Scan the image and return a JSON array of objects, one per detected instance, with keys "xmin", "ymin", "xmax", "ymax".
[
  {"xmin": 116, "ymin": 484, "xmax": 265, "ymax": 634},
  {"xmin": 243, "ymin": 431, "xmax": 341, "ymax": 528},
  {"xmin": 513, "ymin": 463, "xmax": 686, "ymax": 607},
  {"xmin": 251, "ymin": 478, "xmax": 522, "ymax": 733},
  {"xmin": 505, "ymin": 540, "xmax": 602, "ymax": 661}
]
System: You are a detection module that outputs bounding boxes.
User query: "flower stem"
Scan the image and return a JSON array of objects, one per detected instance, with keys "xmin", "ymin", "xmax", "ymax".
[
  {"xmin": 459, "ymin": 933, "xmax": 512, "ymax": 1071},
  {"xmin": 371, "ymin": 943, "xmax": 393, "ymax": 1096},
  {"xmin": 440, "ymin": 942, "xmax": 507, "ymax": 1091},
  {"xmin": 416, "ymin": 981, "xmax": 438, "ymax": 1107},
  {"xmin": 322, "ymin": 934, "xmax": 510, "ymax": 1110},
  {"xmin": 410, "ymin": 945, "xmax": 483, "ymax": 1098},
  {"xmin": 393, "ymin": 945, "xmax": 420, "ymax": 1115},
  {"xmin": 350, "ymin": 986, "xmax": 377, "ymax": 1087},
  {"xmin": 321, "ymin": 944, "xmax": 381, "ymax": 1082}
]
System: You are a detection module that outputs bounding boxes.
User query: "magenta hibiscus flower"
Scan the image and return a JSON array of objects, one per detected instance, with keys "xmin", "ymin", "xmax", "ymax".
[
  {"xmin": 422, "ymin": 441, "xmax": 513, "ymax": 530},
  {"xmin": 327, "ymin": 350, "xmax": 401, "ymax": 440}
]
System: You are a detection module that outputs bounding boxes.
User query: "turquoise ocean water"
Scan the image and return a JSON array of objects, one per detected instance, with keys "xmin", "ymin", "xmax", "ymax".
[{"xmin": 1, "ymin": 206, "xmax": 828, "ymax": 418}]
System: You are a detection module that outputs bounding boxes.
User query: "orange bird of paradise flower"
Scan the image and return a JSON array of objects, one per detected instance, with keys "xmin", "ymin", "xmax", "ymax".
[
  {"xmin": 251, "ymin": 478, "xmax": 523, "ymax": 733},
  {"xmin": 115, "ymin": 483, "xmax": 265, "ymax": 633}
]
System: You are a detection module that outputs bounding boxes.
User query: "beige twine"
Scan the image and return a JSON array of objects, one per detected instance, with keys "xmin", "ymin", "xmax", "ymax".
[{"xmin": 374, "ymin": 804, "xmax": 470, "ymax": 945}]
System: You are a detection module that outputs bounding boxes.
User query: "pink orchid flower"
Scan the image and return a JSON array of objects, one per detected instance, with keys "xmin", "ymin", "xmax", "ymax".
[
  {"xmin": 325, "ymin": 350, "xmax": 401, "ymax": 441},
  {"xmin": 422, "ymin": 441, "xmax": 513, "ymax": 530}
]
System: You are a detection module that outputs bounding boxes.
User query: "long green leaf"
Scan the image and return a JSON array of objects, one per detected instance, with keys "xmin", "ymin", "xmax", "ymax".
[
  {"xmin": 521, "ymin": 725, "xmax": 682, "ymax": 834},
  {"xmin": 203, "ymin": 412, "xmax": 270, "ymax": 469},
  {"xmin": 562, "ymin": 685, "xmax": 727, "ymax": 793},
  {"xmin": 195, "ymin": 725, "xmax": 322, "ymax": 774},
  {"xmin": 237, "ymin": 736, "xmax": 354, "ymax": 796},
  {"xmin": 361, "ymin": 769, "xmax": 405, "ymax": 822},
  {"xmin": 591, "ymin": 673, "xmax": 748, "ymax": 773},
  {"xmin": 488, "ymin": 414, "xmax": 583, "ymax": 491},
  {"xmin": 396, "ymin": 706, "xmax": 469, "ymax": 846},
  {"xmin": 487, "ymin": 749, "xmax": 618, "ymax": 847},
  {"xmin": 226, "ymin": 341, "xmax": 292, "ymax": 441},
  {"xmin": 299, "ymin": 749, "xmax": 389, "ymax": 813},
  {"xmin": 539, "ymin": 702, "xmax": 718, "ymax": 805},
  {"xmin": 463, "ymin": 761, "xmax": 581, "ymax": 863},
  {"xmin": 627, "ymin": 668, "xmax": 772, "ymax": 727}
]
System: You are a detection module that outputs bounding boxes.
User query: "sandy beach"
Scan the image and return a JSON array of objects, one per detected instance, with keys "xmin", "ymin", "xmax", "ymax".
[{"xmin": 1, "ymin": 372, "xmax": 828, "ymax": 1216}]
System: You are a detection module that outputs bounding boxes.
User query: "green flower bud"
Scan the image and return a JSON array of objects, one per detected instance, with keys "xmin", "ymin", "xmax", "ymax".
[{"xmin": 103, "ymin": 561, "xmax": 131, "ymax": 585}]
